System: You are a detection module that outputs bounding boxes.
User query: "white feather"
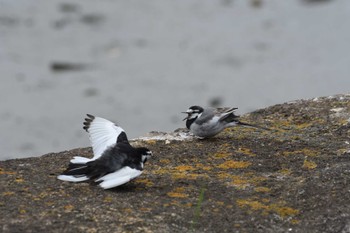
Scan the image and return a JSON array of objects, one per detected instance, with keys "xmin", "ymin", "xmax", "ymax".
[
  {"xmin": 87, "ymin": 116, "xmax": 124, "ymax": 160},
  {"xmin": 57, "ymin": 175, "xmax": 89, "ymax": 182},
  {"xmin": 70, "ymin": 156, "xmax": 93, "ymax": 164},
  {"xmin": 95, "ymin": 167, "xmax": 143, "ymax": 189}
]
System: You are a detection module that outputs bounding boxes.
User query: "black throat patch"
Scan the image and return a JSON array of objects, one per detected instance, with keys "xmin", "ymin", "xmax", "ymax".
[{"xmin": 186, "ymin": 117, "xmax": 197, "ymax": 129}]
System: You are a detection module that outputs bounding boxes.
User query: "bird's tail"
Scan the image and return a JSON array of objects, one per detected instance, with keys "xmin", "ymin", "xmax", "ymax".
[
  {"xmin": 57, "ymin": 159, "xmax": 91, "ymax": 183},
  {"xmin": 237, "ymin": 121, "xmax": 270, "ymax": 131}
]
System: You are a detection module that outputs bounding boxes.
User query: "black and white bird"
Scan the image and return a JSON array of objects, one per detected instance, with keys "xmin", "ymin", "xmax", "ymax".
[
  {"xmin": 182, "ymin": 105, "xmax": 268, "ymax": 138},
  {"xmin": 57, "ymin": 114, "xmax": 152, "ymax": 189}
]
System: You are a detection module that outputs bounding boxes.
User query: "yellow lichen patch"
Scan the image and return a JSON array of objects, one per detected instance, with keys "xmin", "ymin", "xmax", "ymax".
[
  {"xmin": 272, "ymin": 205, "xmax": 300, "ymax": 218},
  {"xmin": 295, "ymin": 119, "xmax": 324, "ymax": 129},
  {"xmin": 0, "ymin": 168, "xmax": 16, "ymax": 175},
  {"xmin": 172, "ymin": 172, "xmax": 207, "ymax": 180},
  {"xmin": 171, "ymin": 172, "xmax": 187, "ymax": 179},
  {"xmin": 184, "ymin": 202, "xmax": 193, "ymax": 207},
  {"xmin": 280, "ymin": 151, "xmax": 293, "ymax": 156},
  {"xmin": 152, "ymin": 168, "xmax": 168, "ymax": 175},
  {"xmin": 2, "ymin": 191, "xmax": 15, "ymax": 196},
  {"xmin": 38, "ymin": 192, "xmax": 48, "ymax": 199},
  {"xmin": 163, "ymin": 200, "xmax": 184, "ymax": 207},
  {"xmin": 295, "ymin": 122, "xmax": 312, "ymax": 129},
  {"xmin": 172, "ymin": 187, "xmax": 186, "ymax": 192},
  {"xmin": 19, "ymin": 209, "xmax": 26, "ymax": 214},
  {"xmin": 134, "ymin": 178, "xmax": 154, "ymax": 187},
  {"xmin": 231, "ymin": 177, "xmax": 250, "ymax": 189},
  {"xmin": 64, "ymin": 204, "xmax": 74, "ymax": 212},
  {"xmin": 159, "ymin": 159, "xmax": 171, "ymax": 164},
  {"xmin": 290, "ymin": 219, "xmax": 300, "ymax": 224},
  {"xmin": 214, "ymin": 152, "xmax": 231, "ymax": 159},
  {"xmin": 201, "ymin": 166, "xmax": 212, "ymax": 171},
  {"xmin": 219, "ymin": 143, "xmax": 232, "ymax": 148},
  {"xmin": 175, "ymin": 165, "xmax": 196, "ymax": 172},
  {"xmin": 237, "ymin": 199, "xmax": 268, "ymax": 211},
  {"xmin": 237, "ymin": 147, "xmax": 256, "ymax": 157},
  {"xmin": 282, "ymin": 148, "xmax": 320, "ymax": 157},
  {"xmin": 231, "ymin": 175, "xmax": 266, "ymax": 189},
  {"xmin": 336, "ymin": 148, "xmax": 349, "ymax": 156},
  {"xmin": 144, "ymin": 140, "xmax": 157, "ymax": 145},
  {"xmin": 254, "ymin": 187, "xmax": 271, "ymax": 193},
  {"xmin": 270, "ymin": 120, "xmax": 292, "ymax": 129},
  {"xmin": 338, "ymin": 119, "xmax": 349, "ymax": 125},
  {"xmin": 15, "ymin": 177, "xmax": 24, "ymax": 183},
  {"xmin": 300, "ymin": 149, "xmax": 320, "ymax": 157},
  {"xmin": 195, "ymin": 163, "xmax": 212, "ymax": 171},
  {"xmin": 237, "ymin": 198, "xmax": 299, "ymax": 219},
  {"xmin": 167, "ymin": 187, "xmax": 188, "ymax": 198},
  {"xmin": 279, "ymin": 168, "xmax": 292, "ymax": 175},
  {"xmin": 302, "ymin": 159, "xmax": 317, "ymax": 170},
  {"xmin": 123, "ymin": 208, "xmax": 133, "ymax": 213},
  {"xmin": 234, "ymin": 223, "xmax": 241, "ymax": 228},
  {"xmin": 140, "ymin": 207, "xmax": 152, "ymax": 212},
  {"xmin": 218, "ymin": 160, "xmax": 251, "ymax": 169},
  {"xmin": 216, "ymin": 201, "xmax": 225, "ymax": 206},
  {"xmin": 45, "ymin": 201, "xmax": 55, "ymax": 206},
  {"xmin": 103, "ymin": 196, "xmax": 113, "ymax": 203},
  {"xmin": 216, "ymin": 172, "xmax": 232, "ymax": 180},
  {"xmin": 170, "ymin": 165, "xmax": 205, "ymax": 180}
]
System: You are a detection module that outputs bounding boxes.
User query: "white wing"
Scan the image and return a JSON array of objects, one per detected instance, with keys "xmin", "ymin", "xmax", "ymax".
[
  {"xmin": 57, "ymin": 175, "xmax": 89, "ymax": 182},
  {"xmin": 70, "ymin": 156, "xmax": 93, "ymax": 164},
  {"xmin": 95, "ymin": 167, "xmax": 143, "ymax": 189},
  {"xmin": 83, "ymin": 114, "xmax": 126, "ymax": 160}
]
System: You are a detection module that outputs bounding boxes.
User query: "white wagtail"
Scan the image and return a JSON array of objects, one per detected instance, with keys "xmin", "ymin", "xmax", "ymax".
[
  {"xmin": 57, "ymin": 114, "xmax": 152, "ymax": 189},
  {"xmin": 182, "ymin": 105, "xmax": 269, "ymax": 138}
]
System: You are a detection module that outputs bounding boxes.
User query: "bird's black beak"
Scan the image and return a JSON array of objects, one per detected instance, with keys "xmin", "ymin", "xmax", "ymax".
[{"xmin": 181, "ymin": 112, "xmax": 190, "ymax": 121}]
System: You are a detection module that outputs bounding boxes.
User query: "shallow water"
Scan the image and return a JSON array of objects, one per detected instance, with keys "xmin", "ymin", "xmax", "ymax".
[{"xmin": 1, "ymin": 0, "xmax": 349, "ymax": 160}]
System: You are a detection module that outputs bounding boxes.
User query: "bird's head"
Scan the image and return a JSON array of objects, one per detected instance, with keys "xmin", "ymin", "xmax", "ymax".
[
  {"xmin": 138, "ymin": 148, "xmax": 152, "ymax": 163},
  {"xmin": 181, "ymin": 105, "xmax": 204, "ymax": 121}
]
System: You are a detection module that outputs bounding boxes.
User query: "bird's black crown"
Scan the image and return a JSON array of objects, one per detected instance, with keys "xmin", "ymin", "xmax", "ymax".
[{"xmin": 188, "ymin": 105, "xmax": 204, "ymax": 113}]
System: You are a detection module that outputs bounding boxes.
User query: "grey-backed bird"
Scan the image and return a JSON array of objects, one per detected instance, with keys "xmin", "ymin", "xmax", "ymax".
[
  {"xmin": 57, "ymin": 114, "xmax": 152, "ymax": 189},
  {"xmin": 182, "ymin": 105, "xmax": 268, "ymax": 138}
]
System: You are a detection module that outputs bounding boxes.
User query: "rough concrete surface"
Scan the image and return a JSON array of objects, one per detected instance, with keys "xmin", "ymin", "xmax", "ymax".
[{"xmin": 1, "ymin": 94, "xmax": 350, "ymax": 233}]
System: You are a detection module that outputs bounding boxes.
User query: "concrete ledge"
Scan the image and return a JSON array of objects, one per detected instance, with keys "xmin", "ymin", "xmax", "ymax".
[{"xmin": 1, "ymin": 94, "xmax": 350, "ymax": 232}]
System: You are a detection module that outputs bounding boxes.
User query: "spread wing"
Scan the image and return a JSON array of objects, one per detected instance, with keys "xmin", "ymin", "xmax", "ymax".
[{"xmin": 83, "ymin": 114, "xmax": 127, "ymax": 159}]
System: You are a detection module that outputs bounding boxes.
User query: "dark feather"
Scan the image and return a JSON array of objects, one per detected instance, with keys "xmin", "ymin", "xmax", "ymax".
[
  {"xmin": 117, "ymin": 131, "xmax": 128, "ymax": 143},
  {"xmin": 62, "ymin": 163, "xmax": 89, "ymax": 176},
  {"xmin": 83, "ymin": 114, "xmax": 95, "ymax": 131},
  {"xmin": 219, "ymin": 112, "xmax": 240, "ymax": 123}
]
